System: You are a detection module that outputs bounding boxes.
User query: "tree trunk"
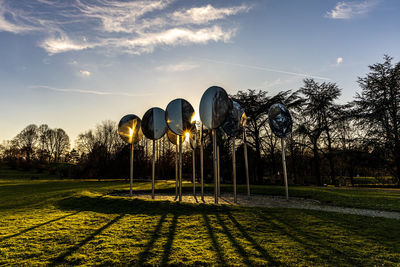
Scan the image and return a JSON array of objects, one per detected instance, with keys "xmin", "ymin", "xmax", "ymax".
[
  {"xmin": 313, "ymin": 143, "xmax": 322, "ymax": 186},
  {"xmin": 326, "ymin": 130, "xmax": 336, "ymax": 186},
  {"xmin": 254, "ymin": 134, "xmax": 263, "ymax": 184},
  {"xmin": 395, "ymin": 155, "xmax": 400, "ymax": 187}
]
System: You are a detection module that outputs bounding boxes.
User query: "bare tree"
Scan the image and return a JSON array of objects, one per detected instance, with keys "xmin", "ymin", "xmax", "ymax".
[
  {"xmin": 37, "ymin": 124, "xmax": 50, "ymax": 162},
  {"xmin": 13, "ymin": 124, "xmax": 38, "ymax": 162},
  {"xmin": 76, "ymin": 130, "xmax": 96, "ymax": 156},
  {"xmin": 95, "ymin": 120, "xmax": 121, "ymax": 157},
  {"xmin": 53, "ymin": 128, "xmax": 70, "ymax": 162}
]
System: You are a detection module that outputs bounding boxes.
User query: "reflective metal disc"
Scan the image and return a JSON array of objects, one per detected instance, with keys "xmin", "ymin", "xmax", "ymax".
[
  {"xmin": 268, "ymin": 103, "xmax": 293, "ymax": 138},
  {"xmin": 142, "ymin": 107, "xmax": 168, "ymax": 140},
  {"xmin": 199, "ymin": 86, "xmax": 232, "ymax": 129},
  {"xmin": 221, "ymin": 101, "xmax": 246, "ymax": 138},
  {"xmin": 118, "ymin": 114, "xmax": 143, "ymax": 144},
  {"xmin": 165, "ymin": 98, "xmax": 195, "ymax": 136},
  {"xmin": 167, "ymin": 129, "xmax": 184, "ymax": 145},
  {"xmin": 189, "ymin": 127, "xmax": 198, "ymax": 150}
]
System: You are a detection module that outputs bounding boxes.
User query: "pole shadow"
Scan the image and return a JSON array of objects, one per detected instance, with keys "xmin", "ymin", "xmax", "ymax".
[
  {"xmin": 0, "ymin": 211, "xmax": 81, "ymax": 242},
  {"xmin": 202, "ymin": 213, "xmax": 227, "ymax": 265},
  {"xmin": 160, "ymin": 213, "xmax": 178, "ymax": 265},
  {"xmin": 136, "ymin": 213, "xmax": 167, "ymax": 266},
  {"xmin": 215, "ymin": 213, "xmax": 253, "ymax": 266},
  {"xmin": 265, "ymin": 211, "xmax": 361, "ymax": 265},
  {"xmin": 50, "ymin": 214, "xmax": 124, "ymax": 265},
  {"xmin": 219, "ymin": 196, "xmax": 233, "ymax": 205},
  {"xmin": 227, "ymin": 212, "xmax": 280, "ymax": 265}
]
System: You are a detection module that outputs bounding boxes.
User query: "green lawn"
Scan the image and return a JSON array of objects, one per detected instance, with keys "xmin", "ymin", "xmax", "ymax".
[{"xmin": 0, "ymin": 179, "xmax": 400, "ymax": 266}]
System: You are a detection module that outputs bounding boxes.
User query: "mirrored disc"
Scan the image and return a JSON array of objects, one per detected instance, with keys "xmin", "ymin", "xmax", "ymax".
[
  {"xmin": 165, "ymin": 98, "xmax": 195, "ymax": 136},
  {"xmin": 221, "ymin": 101, "xmax": 246, "ymax": 138},
  {"xmin": 118, "ymin": 114, "xmax": 143, "ymax": 144},
  {"xmin": 142, "ymin": 107, "xmax": 168, "ymax": 140},
  {"xmin": 199, "ymin": 86, "xmax": 232, "ymax": 129},
  {"xmin": 268, "ymin": 103, "xmax": 293, "ymax": 138},
  {"xmin": 189, "ymin": 126, "xmax": 198, "ymax": 150},
  {"xmin": 167, "ymin": 129, "xmax": 184, "ymax": 145}
]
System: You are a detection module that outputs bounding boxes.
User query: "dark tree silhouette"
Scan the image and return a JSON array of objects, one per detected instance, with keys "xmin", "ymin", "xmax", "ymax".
[
  {"xmin": 298, "ymin": 79, "xmax": 341, "ymax": 186},
  {"xmin": 353, "ymin": 55, "xmax": 400, "ymax": 186},
  {"xmin": 13, "ymin": 124, "xmax": 38, "ymax": 162}
]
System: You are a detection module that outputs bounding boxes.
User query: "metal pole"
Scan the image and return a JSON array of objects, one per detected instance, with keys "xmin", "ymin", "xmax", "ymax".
[
  {"xmin": 281, "ymin": 138, "xmax": 289, "ymax": 200},
  {"xmin": 212, "ymin": 130, "xmax": 218, "ymax": 204},
  {"xmin": 175, "ymin": 138, "xmax": 178, "ymax": 198},
  {"xmin": 130, "ymin": 143, "xmax": 133, "ymax": 197},
  {"xmin": 193, "ymin": 148, "xmax": 196, "ymax": 197},
  {"xmin": 232, "ymin": 138, "xmax": 237, "ymax": 203},
  {"xmin": 200, "ymin": 124, "xmax": 204, "ymax": 201},
  {"xmin": 243, "ymin": 128, "xmax": 250, "ymax": 197},
  {"xmin": 152, "ymin": 139, "xmax": 155, "ymax": 199},
  {"xmin": 179, "ymin": 135, "xmax": 183, "ymax": 202},
  {"xmin": 217, "ymin": 145, "xmax": 220, "ymax": 197}
]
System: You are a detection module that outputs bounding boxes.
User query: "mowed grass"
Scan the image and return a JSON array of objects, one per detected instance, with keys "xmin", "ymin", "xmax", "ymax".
[{"xmin": 1, "ymin": 179, "xmax": 400, "ymax": 266}]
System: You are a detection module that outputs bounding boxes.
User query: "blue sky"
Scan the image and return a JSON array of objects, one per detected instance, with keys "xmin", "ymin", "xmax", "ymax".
[{"xmin": 0, "ymin": 0, "xmax": 399, "ymax": 144}]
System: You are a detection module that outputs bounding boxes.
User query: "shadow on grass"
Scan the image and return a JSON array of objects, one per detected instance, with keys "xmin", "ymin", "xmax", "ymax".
[
  {"xmin": 264, "ymin": 211, "xmax": 361, "ymax": 266},
  {"xmin": 56, "ymin": 194, "xmax": 229, "ymax": 216},
  {"xmin": 136, "ymin": 214, "xmax": 167, "ymax": 266},
  {"xmin": 227, "ymin": 212, "xmax": 280, "ymax": 265},
  {"xmin": 298, "ymin": 209, "xmax": 400, "ymax": 250},
  {"xmin": 160, "ymin": 214, "xmax": 178, "ymax": 266},
  {"xmin": 56, "ymin": 194, "xmax": 283, "ymax": 265},
  {"xmin": 202, "ymin": 213, "xmax": 227, "ymax": 265},
  {"xmin": 51, "ymin": 214, "xmax": 125, "ymax": 265},
  {"xmin": 215, "ymin": 213, "xmax": 253, "ymax": 266},
  {"xmin": 0, "ymin": 211, "xmax": 81, "ymax": 242}
]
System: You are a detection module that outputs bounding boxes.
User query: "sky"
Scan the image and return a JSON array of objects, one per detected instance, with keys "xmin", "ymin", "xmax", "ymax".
[{"xmin": 0, "ymin": 0, "xmax": 399, "ymax": 145}]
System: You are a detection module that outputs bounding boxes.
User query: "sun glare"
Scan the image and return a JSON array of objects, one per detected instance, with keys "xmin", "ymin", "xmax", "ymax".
[{"xmin": 185, "ymin": 131, "xmax": 190, "ymax": 142}]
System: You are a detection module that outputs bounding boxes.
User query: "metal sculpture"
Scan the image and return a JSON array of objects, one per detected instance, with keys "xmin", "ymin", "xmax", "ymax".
[
  {"xmin": 167, "ymin": 129, "xmax": 184, "ymax": 199},
  {"xmin": 142, "ymin": 107, "xmax": 168, "ymax": 199},
  {"xmin": 221, "ymin": 101, "xmax": 248, "ymax": 203},
  {"xmin": 166, "ymin": 98, "xmax": 196, "ymax": 201},
  {"xmin": 199, "ymin": 123, "xmax": 204, "ymax": 201},
  {"xmin": 268, "ymin": 103, "xmax": 293, "ymax": 200},
  {"xmin": 189, "ymin": 127, "xmax": 197, "ymax": 198},
  {"xmin": 199, "ymin": 86, "xmax": 232, "ymax": 203},
  {"xmin": 118, "ymin": 114, "xmax": 143, "ymax": 196}
]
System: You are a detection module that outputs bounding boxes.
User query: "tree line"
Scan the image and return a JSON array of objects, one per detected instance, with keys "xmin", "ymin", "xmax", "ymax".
[{"xmin": 1, "ymin": 56, "xmax": 399, "ymax": 187}]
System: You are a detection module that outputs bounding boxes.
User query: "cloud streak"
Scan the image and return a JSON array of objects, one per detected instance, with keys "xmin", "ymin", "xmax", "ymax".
[
  {"xmin": 30, "ymin": 85, "xmax": 153, "ymax": 97},
  {"xmin": 0, "ymin": 0, "xmax": 250, "ymax": 55},
  {"xmin": 201, "ymin": 58, "xmax": 331, "ymax": 81},
  {"xmin": 156, "ymin": 62, "xmax": 198, "ymax": 72},
  {"xmin": 325, "ymin": 0, "xmax": 380, "ymax": 19},
  {"xmin": 172, "ymin": 4, "xmax": 250, "ymax": 24}
]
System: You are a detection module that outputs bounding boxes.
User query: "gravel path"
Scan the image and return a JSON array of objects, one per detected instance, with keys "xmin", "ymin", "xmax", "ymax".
[{"xmin": 109, "ymin": 192, "xmax": 400, "ymax": 220}]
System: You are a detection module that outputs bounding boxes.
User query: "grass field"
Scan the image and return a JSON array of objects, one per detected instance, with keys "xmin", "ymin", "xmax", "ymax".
[{"xmin": 1, "ymin": 177, "xmax": 400, "ymax": 266}]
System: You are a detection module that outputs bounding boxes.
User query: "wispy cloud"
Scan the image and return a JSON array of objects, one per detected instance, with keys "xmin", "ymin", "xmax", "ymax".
[
  {"xmin": 172, "ymin": 4, "xmax": 250, "ymax": 24},
  {"xmin": 325, "ymin": 0, "xmax": 380, "ymax": 19},
  {"xmin": 0, "ymin": 0, "xmax": 250, "ymax": 55},
  {"xmin": 0, "ymin": 1, "xmax": 39, "ymax": 33},
  {"xmin": 156, "ymin": 62, "xmax": 198, "ymax": 72},
  {"xmin": 201, "ymin": 58, "xmax": 331, "ymax": 81},
  {"xmin": 79, "ymin": 70, "xmax": 91, "ymax": 76},
  {"xmin": 30, "ymin": 85, "xmax": 153, "ymax": 97},
  {"xmin": 40, "ymin": 34, "xmax": 96, "ymax": 54}
]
